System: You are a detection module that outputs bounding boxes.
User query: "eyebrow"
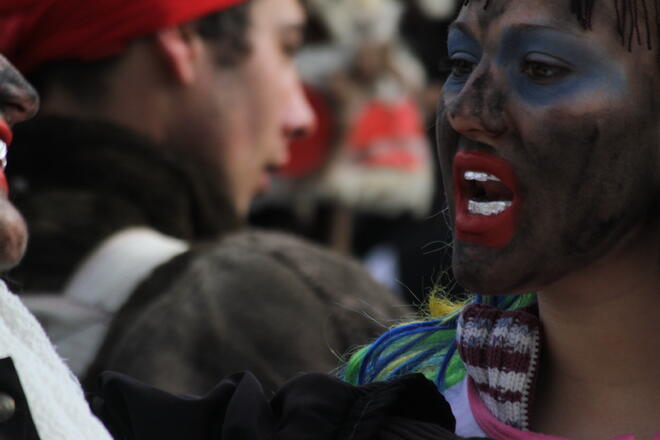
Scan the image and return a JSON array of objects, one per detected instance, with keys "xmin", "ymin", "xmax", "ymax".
[
  {"xmin": 449, "ymin": 20, "xmax": 582, "ymax": 40},
  {"xmin": 278, "ymin": 22, "xmax": 304, "ymax": 51},
  {"xmin": 279, "ymin": 22, "xmax": 304, "ymax": 40},
  {"xmin": 280, "ymin": 22, "xmax": 304, "ymax": 32},
  {"xmin": 505, "ymin": 22, "xmax": 582, "ymax": 38}
]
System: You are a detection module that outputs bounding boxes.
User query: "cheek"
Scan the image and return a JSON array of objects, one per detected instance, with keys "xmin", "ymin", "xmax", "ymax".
[
  {"xmin": 436, "ymin": 100, "xmax": 460, "ymax": 184},
  {"xmin": 515, "ymin": 99, "xmax": 657, "ymax": 253},
  {"xmin": 514, "ymin": 107, "xmax": 600, "ymax": 185},
  {"xmin": 511, "ymin": 84, "xmax": 636, "ymax": 183},
  {"xmin": 245, "ymin": 41, "xmax": 285, "ymax": 106},
  {"xmin": 0, "ymin": 200, "xmax": 27, "ymax": 271},
  {"xmin": 240, "ymin": 74, "xmax": 282, "ymax": 142}
]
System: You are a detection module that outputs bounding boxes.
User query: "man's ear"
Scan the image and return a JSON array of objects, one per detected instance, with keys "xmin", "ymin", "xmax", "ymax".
[{"xmin": 153, "ymin": 25, "xmax": 201, "ymax": 85}]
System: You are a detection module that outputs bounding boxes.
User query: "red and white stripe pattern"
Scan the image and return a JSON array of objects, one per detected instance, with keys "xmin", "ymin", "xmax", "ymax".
[{"xmin": 457, "ymin": 304, "xmax": 542, "ymax": 430}]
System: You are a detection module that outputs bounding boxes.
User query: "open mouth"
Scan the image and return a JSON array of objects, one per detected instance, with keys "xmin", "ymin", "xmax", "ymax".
[
  {"xmin": 452, "ymin": 151, "xmax": 520, "ymax": 248},
  {"xmin": 461, "ymin": 170, "xmax": 514, "ymax": 216}
]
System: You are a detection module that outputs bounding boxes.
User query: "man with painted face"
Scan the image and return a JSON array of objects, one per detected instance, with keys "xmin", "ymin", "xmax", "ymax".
[
  {"xmin": 0, "ymin": 0, "xmax": 405, "ymax": 396},
  {"xmin": 344, "ymin": 0, "xmax": 660, "ymax": 439}
]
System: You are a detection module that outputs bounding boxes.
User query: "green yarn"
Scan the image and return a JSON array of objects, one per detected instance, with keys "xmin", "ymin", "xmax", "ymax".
[{"xmin": 341, "ymin": 293, "xmax": 537, "ymax": 392}]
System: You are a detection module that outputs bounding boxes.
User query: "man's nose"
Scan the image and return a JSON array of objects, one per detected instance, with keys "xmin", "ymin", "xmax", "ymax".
[
  {"xmin": 282, "ymin": 83, "xmax": 316, "ymax": 141},
  {"xmin": 446, "ymin": 67, "xmax": 507, "ymax": 143},
  {"xmin": 0, "ymin": 61, "xmax": 39, "ymax": 126}
]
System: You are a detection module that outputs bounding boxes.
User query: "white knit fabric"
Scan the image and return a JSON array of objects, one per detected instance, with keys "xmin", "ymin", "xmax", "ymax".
[{"xmin": 0, "ymin": 281, "xmax": 112, "ymax": 439}]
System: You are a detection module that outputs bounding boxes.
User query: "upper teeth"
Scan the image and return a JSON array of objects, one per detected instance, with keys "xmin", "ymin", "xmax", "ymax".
[
  {"xmin": 464, "ymin": 171, "xmax": 500, "ymax": 182},
  {"xmin": 0, "ymin": 141, "xmax": 6, "ymax": 169}
]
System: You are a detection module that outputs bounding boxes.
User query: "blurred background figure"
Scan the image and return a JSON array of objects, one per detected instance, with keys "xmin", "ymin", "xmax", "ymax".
[
  {"xmin": 0, "ymin": 0, "xmax": 406, "ymax": 394},
  {"xmin": 251, "ymin": 0, "xmax": 464, "ymax": 306}
]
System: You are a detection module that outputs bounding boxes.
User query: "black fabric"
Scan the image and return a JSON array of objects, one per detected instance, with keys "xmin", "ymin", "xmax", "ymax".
[
  {"xmin": 0, "ymin": 358, "xmax": 40, "ymax": 440},
  {"xmin": 7, "ymin": 115, "xmax": 240, "ymax": 291},
  {"xmin": 90, "ymin": 371, "xmax": 485, "ymax": 440}
]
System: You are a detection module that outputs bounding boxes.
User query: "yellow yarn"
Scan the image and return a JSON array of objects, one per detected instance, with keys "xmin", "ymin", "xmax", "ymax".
[{"xmin": 427, "ymin": 287, "xmax": 468, "ymax": 319}]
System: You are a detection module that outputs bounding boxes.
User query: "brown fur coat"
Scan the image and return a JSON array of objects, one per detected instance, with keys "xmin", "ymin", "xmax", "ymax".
[{"xmin": 86, "ymin": 230, "xmax": 407, "ymax": 394}]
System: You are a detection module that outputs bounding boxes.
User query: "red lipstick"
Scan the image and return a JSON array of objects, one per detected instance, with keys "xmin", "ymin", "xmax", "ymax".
[{"xmin": 453, "ymin": 150, "xmax": 520, "ymax": 248}]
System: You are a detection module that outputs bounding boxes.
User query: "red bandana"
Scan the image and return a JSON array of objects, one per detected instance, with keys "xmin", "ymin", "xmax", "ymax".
[{"xmin": 0, "ymin": 0, "xmax": 246, "ymax": 73}]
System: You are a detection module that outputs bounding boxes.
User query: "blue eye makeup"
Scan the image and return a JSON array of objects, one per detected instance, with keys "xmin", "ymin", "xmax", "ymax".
[
  {"xmin": 498, "ymin": 26, "xmax": 625, "ymax": 106},
  {"xmin": 441, "ymin": 22, "xmax": 625, "ymax": 107},
  {"xmin": 445, "ymin": 27, "xmax": 482, "ymax": 92}
]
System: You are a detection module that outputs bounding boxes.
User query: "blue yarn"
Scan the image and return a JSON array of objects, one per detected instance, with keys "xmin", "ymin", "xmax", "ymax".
[
  {"xmin": 345, "ymin": 293, "xmax": 538, "ymax": 391},
  {"xmin": 358, "ymin": 322, "xmax": 442, "ymax": 383},
  {"xmin": 389, "ymin": 343, "xmax": 443, "ymax": 378},
  {"xmin": 435, "ymin": 340, "xmax": 458, "ymax": 389}
]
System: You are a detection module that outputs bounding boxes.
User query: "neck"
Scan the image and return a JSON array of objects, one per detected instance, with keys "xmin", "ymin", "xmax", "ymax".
[
  {"xmin": 39, "ymin": 86, "xmax": 168, "ymax": 144},
  {"xmin": 531, "ymin": 231, "xmax": 660, "ymax": 439}
]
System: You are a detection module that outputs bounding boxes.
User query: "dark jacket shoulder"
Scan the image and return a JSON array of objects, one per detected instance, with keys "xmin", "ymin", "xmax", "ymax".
[{"xmin": 90, "ymin": 370, "xmax": 465, "ymax": 440}]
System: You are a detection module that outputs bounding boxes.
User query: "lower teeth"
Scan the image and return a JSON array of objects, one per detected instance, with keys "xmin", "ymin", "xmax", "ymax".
[{"xmin": 468, "ymin": 200, "xmax": 512, "ymax": 216}]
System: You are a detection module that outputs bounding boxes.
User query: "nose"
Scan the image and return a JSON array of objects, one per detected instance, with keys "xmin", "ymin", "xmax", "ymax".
[
  {"xmin": 446, "ymin": 66, "xmax": 507, "ymax": 143},
  {"xmin": 0, "ymin": 56, "xmax": 39, "ymax": 127},
  {"xmin": 282, "ymin": 82, "xmax": 316, "ymax": 142}
]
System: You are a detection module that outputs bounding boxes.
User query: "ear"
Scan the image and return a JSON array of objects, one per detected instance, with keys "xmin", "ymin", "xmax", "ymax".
[{"xmin": 153, "ymin": 25, "xmax": 201, "ymax": 85}]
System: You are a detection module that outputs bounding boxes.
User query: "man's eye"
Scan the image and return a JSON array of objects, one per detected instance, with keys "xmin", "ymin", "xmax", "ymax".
[
  {"xmin": 282, "ymin": 42, "xmax": 301, "ymax": 58},
  {"xmin": 522, "ymin": 61, "xmax": 569, "ymax": 82},
  {"xmin": 450, "ymin": 58, "xmax": 475, "ymax": 77}
]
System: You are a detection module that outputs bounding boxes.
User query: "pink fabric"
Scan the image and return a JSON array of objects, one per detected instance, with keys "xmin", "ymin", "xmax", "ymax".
[{"xmin": 467, "ymin": 378, "xmax": 657, "ymax": 440}]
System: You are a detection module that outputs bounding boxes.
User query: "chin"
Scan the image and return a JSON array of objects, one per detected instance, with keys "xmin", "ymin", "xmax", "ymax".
[
  {"xmin": 0, "ymin": 199, "xmax": 28, "ymax": 271},
  {"xmin": 451, "ymin": 240, "xmax": 543, "ymax": 295},
  {"xmin": 453, "ymin": 265, "xmax": 526, "ymax": 295}
]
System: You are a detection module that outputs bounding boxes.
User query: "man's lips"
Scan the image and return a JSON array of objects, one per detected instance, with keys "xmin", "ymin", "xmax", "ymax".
[{"xmin": 452, "ymin": 150, "xmax": 520, "ymax": 248}]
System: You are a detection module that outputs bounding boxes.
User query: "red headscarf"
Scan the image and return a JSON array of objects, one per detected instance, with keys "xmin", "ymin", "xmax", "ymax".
[{"xmin": 0, "ymin": 0, "xmax": 246, "ymax": 73}]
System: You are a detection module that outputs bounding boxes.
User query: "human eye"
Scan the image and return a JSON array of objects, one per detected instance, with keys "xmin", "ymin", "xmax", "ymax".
[
  {"xmin": 449, "ymin": 53, "xmax": 476, "ymax": 78},
  {"xmin": 283, "ymin": 41, "xmax": 300, "ymax": 58},
  {"xmin": 281, "ymin": 27, "xmax": 303, "ymax": 58},
  {"xmin": 522, "ymin": 53, "xmax": 571, "ymax": 83}
]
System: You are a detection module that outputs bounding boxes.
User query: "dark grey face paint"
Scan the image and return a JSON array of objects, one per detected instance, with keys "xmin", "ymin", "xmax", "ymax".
[
  {"xmin": 0, "ymin": 56, "xmax": 39, "ymax": 126},
  {"xmin": 437, "ymin": 1, "xmax": 660, "ymax": 294}
]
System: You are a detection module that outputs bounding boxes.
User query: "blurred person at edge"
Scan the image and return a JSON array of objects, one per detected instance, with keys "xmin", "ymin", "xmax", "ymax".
[
  {"xmin": 0, "ymin": 53, "xmax": 113, "ymax": 439},
  {"xmin": 0, "ymin": 0, "xmax": 406, "ymax": 395}
]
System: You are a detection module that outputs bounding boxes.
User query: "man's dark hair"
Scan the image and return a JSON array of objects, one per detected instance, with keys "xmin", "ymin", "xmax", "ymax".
[
  {"xmin": 27, "ymin": 0, "xmax": 253, "ymax": 103},
  {"xmin": 195, "ymin": 0, "xmax": 253, "ymax": 66}
]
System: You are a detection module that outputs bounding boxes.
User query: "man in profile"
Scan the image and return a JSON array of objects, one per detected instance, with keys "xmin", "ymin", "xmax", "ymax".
[{"xmin": 0, "ymin": 0, "xmax": 404, "ymax": 394}]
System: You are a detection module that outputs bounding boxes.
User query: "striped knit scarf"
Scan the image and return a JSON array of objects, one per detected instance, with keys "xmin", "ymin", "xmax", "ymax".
[{"xmin": 457, "ymin": 303, "xmax": 542, "ymax": 431}]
